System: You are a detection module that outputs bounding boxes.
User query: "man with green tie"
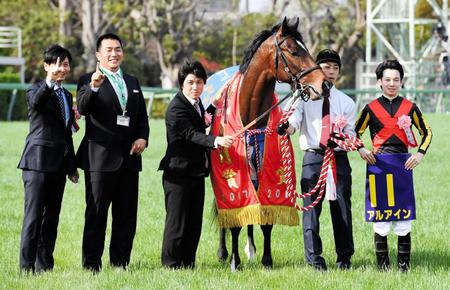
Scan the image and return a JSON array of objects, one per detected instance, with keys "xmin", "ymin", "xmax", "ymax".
[{"xmin": 76, "ymin": 33, "xmax": 149, "ymax": 272}]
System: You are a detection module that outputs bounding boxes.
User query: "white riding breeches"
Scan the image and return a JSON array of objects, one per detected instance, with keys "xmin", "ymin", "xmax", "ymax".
[{"xmin": 373, "ymin": 220, "xmax": 412, "ymax": 236}]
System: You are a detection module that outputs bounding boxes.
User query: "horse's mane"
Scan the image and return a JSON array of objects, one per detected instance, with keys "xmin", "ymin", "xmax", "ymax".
[{"xmin": 239, "ymin": 20, "xmax": 305, "ymax": 74}]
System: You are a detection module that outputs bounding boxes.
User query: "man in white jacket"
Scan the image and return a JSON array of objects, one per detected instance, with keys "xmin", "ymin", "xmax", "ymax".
[{"xmin": 279, "ymin": 49, "xmax": 357, "ymax": 271}]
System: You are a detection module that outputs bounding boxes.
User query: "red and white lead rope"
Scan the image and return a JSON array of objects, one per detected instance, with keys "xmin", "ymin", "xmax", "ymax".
[{"xmin": 279, "ymin": 109, "xmax": 363, "ymax": 212}]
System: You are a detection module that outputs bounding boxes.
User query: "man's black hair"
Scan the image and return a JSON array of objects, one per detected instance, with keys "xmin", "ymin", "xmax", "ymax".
[
  {"xmin": 43, "ymin": 44, "xmax": 72, "ymax": 64},
  {"xmin": 96, "ymin": 33, "xmax": 123, "ymax": 51},
  {"xmin": 178, "ymin": 59, "xmax": 207, "ymax": 88},
  {"xmin": 375, "ymin": 59, "xmax": 404, "ymax": 80}
]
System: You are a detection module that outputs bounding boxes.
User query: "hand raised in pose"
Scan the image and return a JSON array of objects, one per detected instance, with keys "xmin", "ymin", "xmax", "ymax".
[{"xmin": 90, "ymin": 62, "xmax": 105, "ymax": 88}]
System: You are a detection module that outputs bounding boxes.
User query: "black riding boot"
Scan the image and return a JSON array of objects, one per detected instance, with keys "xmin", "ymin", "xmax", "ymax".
[
  {"xmin": 375, "ymin": 233, "xmax": 390, "ymax": 271},
  {"xmin": 398, "ymin": 233, "xmax": 411, "ymax": 272}
]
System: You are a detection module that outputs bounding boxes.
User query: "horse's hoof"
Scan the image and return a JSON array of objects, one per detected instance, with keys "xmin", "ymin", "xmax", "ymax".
[
  {"xmin": 230, "ymin": 255, "xmax": 241, "ymax": 272},
  {"xmin": 244, "ymin": 241, "xmax": 256, "ymax": 261},
  {"xmin": 261, "ymin": 255, "xmax": 273, "ymax": 269},
  {"xmin": 230, "ymin": 261, "xmax": 241, "ymax": 272},
  {"xmin": 217, "ymin": 248, "xmax": 229, "ymax": 262}
]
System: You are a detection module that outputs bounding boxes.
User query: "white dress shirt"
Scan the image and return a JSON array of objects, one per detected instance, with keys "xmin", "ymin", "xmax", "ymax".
[
  {"xmin": 101, "ymin": 66, "xmax": 128, "ymax": 100},
  {"xmin": 183, "ymin": 93, "xmax": 202, "ymax": 116},
  {"xmin": 287, "ymin": 86, "xmax": 357, "ymax": 151}
]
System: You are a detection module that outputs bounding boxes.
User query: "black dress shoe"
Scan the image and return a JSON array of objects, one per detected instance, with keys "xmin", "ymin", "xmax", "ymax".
[
  {"xmin": 181, "ymin": 261, "xmax": 195, "ymax": 269},
  {"xmin": 311, "ymin": 262, "xmax": 327, "ymax": 271},
  {"xmin": 337, "ymin": 261, "xmax": 351, "ymax": 270},
  {"xmin": 163, "ymin": 263, "xmax": 182, "ymax": 270},
  {"xmin": 20, "ymin": 267, "xmax": 35, "ymax": 275},
  {"xmin": 83, "ymin": 264, "xmax": 101, "ymax": 274}
]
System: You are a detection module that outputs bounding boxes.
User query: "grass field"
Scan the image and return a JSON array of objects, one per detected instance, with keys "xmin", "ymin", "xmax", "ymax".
[{"xmin": 0, "ymin": 114, "xmax": 449, "ymax": 289}]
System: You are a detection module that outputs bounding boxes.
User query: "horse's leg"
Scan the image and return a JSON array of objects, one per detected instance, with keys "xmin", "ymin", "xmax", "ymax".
[
  {"xmin": 230, "ymin": 227, "xmax": 242, "ymax": 271},
  {"xmin": 217, "ymin": 227, "xmax": 229, "ymax": 262},
  {"xmin": 244, "ymin": 225, "xmax": 257, "ymax": 261},
  {"xmin": 261, "ymin": 224, "xmax": 273, "ymax": 268}
]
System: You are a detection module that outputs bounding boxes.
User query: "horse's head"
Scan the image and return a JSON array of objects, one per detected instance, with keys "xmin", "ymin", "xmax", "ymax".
[
  {"xmin": 269, "ymin": 17, "xmax": 330, "ymax": 100},
  {"xmin": 237, "ymin": 17, "xmax": 330, "ymax": 127}
]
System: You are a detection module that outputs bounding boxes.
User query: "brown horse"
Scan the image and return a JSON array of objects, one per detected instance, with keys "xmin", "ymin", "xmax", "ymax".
[{"xmin": 216, "ymin": 17, "xmax": 330, "ymax": 271}]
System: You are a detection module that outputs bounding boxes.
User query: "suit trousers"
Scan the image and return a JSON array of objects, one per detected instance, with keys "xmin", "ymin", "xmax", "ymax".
[
  {"xmin": 301, "ymin": 151, "xmax": 354, "ymax": 266},
  {"xmin": 82, "ymin": 166, "xmax": 139, "ymax": 271},
  {"xmin": 20, "ymin": 169, "xmax": 66, "ymax": 272},
  {"xmin": 161, "ymin": 172, "xmax": 205, "ymax": 268}
]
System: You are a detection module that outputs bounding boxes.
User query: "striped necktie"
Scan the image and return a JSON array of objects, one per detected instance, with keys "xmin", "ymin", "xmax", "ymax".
[
  {"xmin": 194, "ymin": 101, "xmax": 202, "ymax": 116},
  {"xmin": 55, "ymin": 88, "xmax": 66, "ymax": 125}
]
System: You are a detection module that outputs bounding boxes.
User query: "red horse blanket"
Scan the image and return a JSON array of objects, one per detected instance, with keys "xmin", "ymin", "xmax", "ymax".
[{"xmin": 210, "ymin": 73, "xmax": 299, "ymax": 228}]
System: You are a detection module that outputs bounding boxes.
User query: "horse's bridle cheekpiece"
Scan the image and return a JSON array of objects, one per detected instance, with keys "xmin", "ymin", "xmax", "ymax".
[{"xmin": 273, "ymin": 36, "xmax": 324, "ymax": 102}]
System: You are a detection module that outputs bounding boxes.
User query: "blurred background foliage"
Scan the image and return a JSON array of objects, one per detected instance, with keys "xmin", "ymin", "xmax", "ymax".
[
  {"xmin": 0, "ymin": 0, "xmax": 444, "ymax": 89},
  {"xmin": 0, "ymin": 0, "xmax": 369, "ymax": 88}
]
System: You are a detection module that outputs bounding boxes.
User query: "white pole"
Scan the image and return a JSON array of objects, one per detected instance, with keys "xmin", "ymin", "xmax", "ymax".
[
  {"xmin": 366, "ymin": 0, "xmax": 372, "ymax": 88},
  {"xmin": 409, "ymin": 0, "xmax": 416, "ymax": 90}
]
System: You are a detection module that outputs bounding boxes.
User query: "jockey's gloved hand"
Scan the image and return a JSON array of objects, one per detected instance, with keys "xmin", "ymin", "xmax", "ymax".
[{"xmin": 277, "ymin": 121, "xmax": 289, "ymax": 135}]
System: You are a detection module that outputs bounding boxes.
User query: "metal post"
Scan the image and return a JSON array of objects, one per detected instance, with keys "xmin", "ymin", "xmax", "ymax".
[
  {"xmin": 146, "ymin": 92, "xmax": 155, "ymax": 117},
  {"xmin": 6, "ymin": 89, "xmax": 17, "ymax": 121},
  {"xmin": 444, "ymin": 0, "xmax": 449, "ymax": 55},
  {"xmin": 366, "ymin": 0, "xmax": 372, "ymax": 67},
  {"xmin": 409, "ymin": 0, "xmax": 416, "ymax": 100}
]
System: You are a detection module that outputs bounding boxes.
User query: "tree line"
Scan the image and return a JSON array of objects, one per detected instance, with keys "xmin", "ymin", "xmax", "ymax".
[{"xmin": 0, "ymin": 0, "xmax": 367, "ymax": 88}]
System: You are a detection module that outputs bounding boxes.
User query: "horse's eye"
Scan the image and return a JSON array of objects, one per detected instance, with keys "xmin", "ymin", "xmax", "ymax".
[{"xmin": 289, "ymin": 49, "xmax": 300, "ymax": 56}]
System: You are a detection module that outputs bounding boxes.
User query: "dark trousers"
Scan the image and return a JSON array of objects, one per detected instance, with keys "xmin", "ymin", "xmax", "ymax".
[
  {"xmin": 20, "ymin": 169, "xmax": 66, "ymax": 272},
  {"xmin": 301, "ymin": 151, "xmax": 354, "ymax": 266},
  {"xmin": 161, "ymin": 172, "xmax": 205, "ymax": 268},
  {"xmin": 82, "ymin": 167, "xmax": 139, "ymax": 271}
]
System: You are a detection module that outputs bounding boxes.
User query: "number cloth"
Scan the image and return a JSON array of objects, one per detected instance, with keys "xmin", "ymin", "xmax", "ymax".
[{"xmin": 365, "ymin": 153, "xmax": 416, "ymax": 222}]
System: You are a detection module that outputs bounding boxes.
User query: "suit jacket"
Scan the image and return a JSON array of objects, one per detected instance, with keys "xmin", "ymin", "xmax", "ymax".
[
  {"xmin": 158, "ymin": 92, "xmax": 216, "ymax": 177},
  {"xmin": 76, "ymin": 72, "xmax": 149, "ymax": 172},
  {"xmin": 18, "ymin": 81, "xmax": 76, "ymax": 174}
]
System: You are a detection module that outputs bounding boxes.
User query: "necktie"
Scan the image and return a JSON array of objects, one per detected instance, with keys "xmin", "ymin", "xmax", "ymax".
[
  {"xmin": 194, "ymin": 101, "xmax": 202, "ymax": 116},
  {"xmin": 319, "ymin": 96, "xmax": 330, "ymax": 149},
  {"xmin": 56, "ymin": 88, "xmax": 69, "ymax": 156},
  {"xmin": 114, "ymin": 73, "xmax": 127, "ymax": 110},
  {"xmin": 55, "ymin": 88, "xmax": 66, "ymax": 125}
]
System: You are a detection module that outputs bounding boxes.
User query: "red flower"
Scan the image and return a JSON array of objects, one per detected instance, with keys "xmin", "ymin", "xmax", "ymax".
[
  {"xmin": 73, "ymin": 105, "xmax": 81, "ymax": 120},
  {"xmin": 204, "ymin": 112, "xmax": 212, "ymax": 126},
  {"xmin": 397, "ymin": 115, "xmax": 411, "ymax": 129}
]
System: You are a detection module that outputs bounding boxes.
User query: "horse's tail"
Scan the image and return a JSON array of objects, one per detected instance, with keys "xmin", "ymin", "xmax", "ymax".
[{"xmin": 210, "ymin": 200, "xmax": 220, "ymax": 231}]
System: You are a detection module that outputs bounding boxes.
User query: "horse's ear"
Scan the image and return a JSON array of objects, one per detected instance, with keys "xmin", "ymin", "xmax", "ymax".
[
  {"xmin": 280, "ymin": 17, "xmax": 288, "ymax": 35},
  {"xmin": 294, "ymin": 17, "xmax": 299, "ymax": 29}
]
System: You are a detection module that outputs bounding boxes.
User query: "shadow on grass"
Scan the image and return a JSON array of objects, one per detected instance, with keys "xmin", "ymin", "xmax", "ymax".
[
  {"xmin": 128, "ymin": 260, "xmax": 160, "ymax": 272},
  {"xmin": 413, "ymin": 249, "xmax": 450, "ymax": 270}
]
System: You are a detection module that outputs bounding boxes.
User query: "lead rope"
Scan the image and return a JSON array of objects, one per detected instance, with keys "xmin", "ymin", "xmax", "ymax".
[{"xmin": 278, "ymin": 107, "xmax": 363, "ymax": 212}]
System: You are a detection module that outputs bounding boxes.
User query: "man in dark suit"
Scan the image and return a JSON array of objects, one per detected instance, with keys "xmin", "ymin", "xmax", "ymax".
[
  {"xmin": 76, "ymin": 33, "xmax": 149, "ymax": 272},
  {"xmin": 18, "ymin": 44, "xmax": 79, "ymax": 273},
  {"xmin": 159, "ymin": 60, "xmax": 234, "ymax": 269}
]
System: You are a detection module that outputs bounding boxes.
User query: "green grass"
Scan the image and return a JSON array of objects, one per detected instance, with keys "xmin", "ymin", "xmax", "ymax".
[{"xmin": 0, "ymin": 114, "xmax": 449, "ymax": 289}]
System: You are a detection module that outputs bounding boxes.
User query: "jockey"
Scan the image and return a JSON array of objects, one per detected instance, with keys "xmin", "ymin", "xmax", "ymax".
[
  {"xmin": 355, "ymin": 59, "xmax": 432, "ymax": 271},
  {"xmin": 279, "ymin": 49, "xmax": 357, "ymax": 271}
]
